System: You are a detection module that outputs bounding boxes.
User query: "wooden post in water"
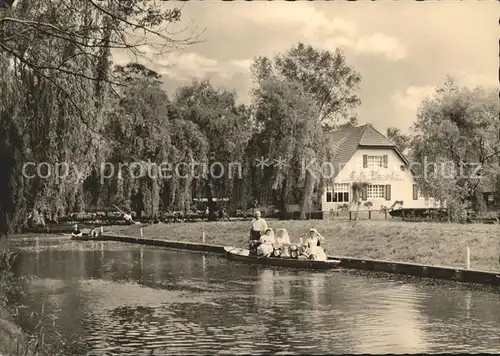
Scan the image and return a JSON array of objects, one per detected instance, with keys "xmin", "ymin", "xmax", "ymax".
[
  {"xmin": 466, "ymin": 246, "xmax": 471, "ymax": 269},
  {"xmin": 202, "ymin": 232, "xmax": 206, "ymax": 244},
  {"xmin": 140, "ymin": 227, "xmax": 143, "ymax": 239},
  {"xmin": 100, "ymin": 226, "xmax": 103, "ymax": 234},
  {"xmin": 368, "ymin": 210, "xmax": 372, "ymax": 220}
]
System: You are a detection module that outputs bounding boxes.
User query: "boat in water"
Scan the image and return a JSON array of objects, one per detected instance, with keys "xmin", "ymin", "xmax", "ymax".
[{"xmin": 223, "ymin": 246, "xmax": 341, "ymax": 270}]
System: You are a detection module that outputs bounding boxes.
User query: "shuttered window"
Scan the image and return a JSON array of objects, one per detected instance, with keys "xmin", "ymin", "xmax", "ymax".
[{"xmin": 385, "ymin": 184, "xmax": 391, "ymax": 201}]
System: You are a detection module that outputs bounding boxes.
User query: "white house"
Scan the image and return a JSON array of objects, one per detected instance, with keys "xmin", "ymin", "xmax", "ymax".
[{"xmin": 320, "ymin": 124, "xmax": 436, "ymax": 212}]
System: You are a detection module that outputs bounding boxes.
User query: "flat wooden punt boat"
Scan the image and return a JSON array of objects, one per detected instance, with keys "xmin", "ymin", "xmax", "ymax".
[{"xmin": 224, "ymin": 246, "xmax": 341, "ymax": 270}]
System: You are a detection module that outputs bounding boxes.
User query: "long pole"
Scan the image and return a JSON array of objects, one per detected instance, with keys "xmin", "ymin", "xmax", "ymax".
[{"xmin": 113, "ymin": 204, "xmax": 126, "ymax": 215}]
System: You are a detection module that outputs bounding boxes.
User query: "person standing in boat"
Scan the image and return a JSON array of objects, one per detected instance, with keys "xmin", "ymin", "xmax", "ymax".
[
  {"xmin": 304, "ymin": 228, "xmax": 327, "ymax": 261},
  {"xmin": 249, "ymin": 210, "xmax": 268, "ymax": 241}
]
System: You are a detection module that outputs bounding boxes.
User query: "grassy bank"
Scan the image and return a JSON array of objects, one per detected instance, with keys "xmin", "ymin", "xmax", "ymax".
[{"xmin": 105, "ymin": 220, "xmax": 500, "ymax": 272}]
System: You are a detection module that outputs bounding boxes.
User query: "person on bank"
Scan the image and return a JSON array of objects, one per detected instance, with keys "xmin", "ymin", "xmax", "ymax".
[
  {"xmin": 249, "ymin": 210, "xmax": 268, "ymax": 241},
  {"xmin": 71, "ymin": 224, "xmax": 83, "ymax": 238},
  {"xmin": 123, "ymin": 212, "xmax": 134, "ymax": 224},
  {"xmin": 257, "ymin": 228, "xmax": 275, "ymax": 258}
]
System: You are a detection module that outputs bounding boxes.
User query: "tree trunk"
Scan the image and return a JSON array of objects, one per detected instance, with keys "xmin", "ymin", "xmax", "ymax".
[
  {"xmin": 277, "ymin": 178, "xmax": 288, "ymax": 218},
  {"xmin": 354, "ymin": 202, "xmax": 360, "ymax": 221},
  {"xmin": 300, "ymin": 171, "xmax": 314, "ymax": 220},
  {"xmin": 205, "ymin": 179, "xmax": 218, "ymax": 221},
  {"xmin": 183, "ymin": 176, "xmax": 192, "ymax": 212}
]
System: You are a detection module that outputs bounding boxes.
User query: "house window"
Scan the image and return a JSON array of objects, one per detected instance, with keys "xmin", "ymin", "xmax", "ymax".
[
  {"xmin": 413, "ymin": 184, "xmax": 426, "ymax": 199},
  {"xmin": 326, "ymin": 183, "xmax": 350, "ymax": 203},
  {"xmin": 363, "ymin": 155, "xmax": 388, "ymax": 168},
  {"xmin": 367, "ymin": 156, "xmax": 383, "ymax": 168},
  {"xmin": 367, "ymin": 185, "xmax": 385, "ymax": 199}
]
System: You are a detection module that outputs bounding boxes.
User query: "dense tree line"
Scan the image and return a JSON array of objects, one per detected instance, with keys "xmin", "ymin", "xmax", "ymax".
[
  {"xmin": 0, "ymin": 0, "xmax": 362, "ymax": 233},
  {"xmin": 82, "ymin": 43, "xmax": 362, "ymax": 222},
  {"xmin": 1, "ymin": 1, "xmax": 498, "ymax": 233}
]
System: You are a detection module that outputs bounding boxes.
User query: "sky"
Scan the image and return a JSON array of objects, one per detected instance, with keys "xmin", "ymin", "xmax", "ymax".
[{"xmin": 114, "ymin": 1, "xmax": 499, "ymax": 135}]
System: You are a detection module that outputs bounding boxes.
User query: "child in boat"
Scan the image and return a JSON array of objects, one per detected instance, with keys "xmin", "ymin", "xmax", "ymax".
[
  {"xmin": 257, "ymin": 228, "xmax": 275, "ymax": 258},
  {"xmin": 304, "ymin": 228, "xmax": 327, "ymax": 261}
]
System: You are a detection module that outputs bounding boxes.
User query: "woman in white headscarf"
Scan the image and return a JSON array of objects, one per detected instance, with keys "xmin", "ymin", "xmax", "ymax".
[
  {"xmin": 275, "ymin": 228, "xmax": 292, "ymax": 257},
  {"xmin": 275, "ymin": 228, "xmax": 291, "ymax": 246},
  {"xmin": 304, "ymin": 228, "xmax": 327, "ymax": 261},
  {"xmin": 257, "ymin": 228, "xmax": 275, "ymax": 258}
]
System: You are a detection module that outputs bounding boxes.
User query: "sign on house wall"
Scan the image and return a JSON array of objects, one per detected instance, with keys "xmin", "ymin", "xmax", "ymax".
[{"xmin": 346, "ymin": 170, "xmax": 404, "ymax": 182}]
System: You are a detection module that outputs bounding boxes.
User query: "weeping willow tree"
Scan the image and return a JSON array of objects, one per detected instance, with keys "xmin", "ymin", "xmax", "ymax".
[
  {"xmin": 102, "ymin": 69, "xmax": 170, "ymax": 216},
  {"xmin": 249, "ymin": 76, "xmax": 336, "ymax": 219},
  {"xmin": 0, "ymin": 3, "xmax": 108, "ymax": 231},
  {"xmin": 97, "ymin": 64, "xmax": 213, "ymax": 217},
  {"xmin": 248, "ymin": 42, "xmax": 361, "ymax": 219},
  {"xmin": 173, "ymin": 80, "xmax": 252, "ymax": 220},
  {"xmin": 0, "ymin": 0, "xmax": 198, "ymax": 233},
  {"xmin": 166, "ymin": 117, "xmax": 209, "ymax": 213}
]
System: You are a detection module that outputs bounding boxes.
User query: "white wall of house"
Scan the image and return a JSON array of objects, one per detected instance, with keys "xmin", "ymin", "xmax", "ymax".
[{"xmin": 321, "ymin": 147, "xmax": 438, "ymax": 212}]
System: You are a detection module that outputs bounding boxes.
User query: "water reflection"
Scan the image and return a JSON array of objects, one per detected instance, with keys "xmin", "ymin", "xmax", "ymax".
[{"xmin": 10, "ymin": 244, "xmax": 500, "ymax": 355}]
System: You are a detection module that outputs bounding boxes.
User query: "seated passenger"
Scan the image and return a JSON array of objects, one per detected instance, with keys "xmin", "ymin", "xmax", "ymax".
[
  {"xmin": 257, "ymin": 228, "xmax": 275, "ymax": 258},
  {"xmin": 275, "ymin": 228, "xmax": 291, "ymax": 247},
  {"xmin": 304, "ymin": 228, "xmax": 327, "ymax": 261},
  {"xmin": 275, "ymin": 228, "xmax": 291, "ymax": 258}
]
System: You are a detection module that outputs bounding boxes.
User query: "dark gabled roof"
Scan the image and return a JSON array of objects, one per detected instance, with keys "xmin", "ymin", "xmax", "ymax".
[{"xmin": 327, "ymin": 124, "xmax": 410, "ymax": 178}]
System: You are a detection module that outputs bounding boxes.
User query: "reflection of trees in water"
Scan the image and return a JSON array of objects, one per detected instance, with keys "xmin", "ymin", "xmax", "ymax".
[
  {"xmin": 14, "ymin": 249, "xmax": 500, "ymax": 354},
  {"xmin": 413, "ymin": 282, "xmax": 500, "ymax": 352},
  {"xmin": 14, "ymin": 251, "xmax": 93, "ymax": 354},
  {"xmin": 350, "ymin": 283, "xmax": 426, "ymax": 354},
  {"xmin": 250, "ymin": 269, "xmax": 355, "ymax": 353}
]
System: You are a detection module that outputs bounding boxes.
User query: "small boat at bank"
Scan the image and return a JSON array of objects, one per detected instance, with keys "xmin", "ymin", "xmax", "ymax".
[
  {"xmin": 224, "ymin": 246, "xmax": 341, "ymax": 270},
  {"xmin": 71, "ymin": 231, "xmax": 83, "ymax": 239}
]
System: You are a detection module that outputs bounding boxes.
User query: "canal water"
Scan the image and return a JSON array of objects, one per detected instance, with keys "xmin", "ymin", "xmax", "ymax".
[{"xmin": 9, "ymin": 241, "xmax": 500, "ymax": 355}]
